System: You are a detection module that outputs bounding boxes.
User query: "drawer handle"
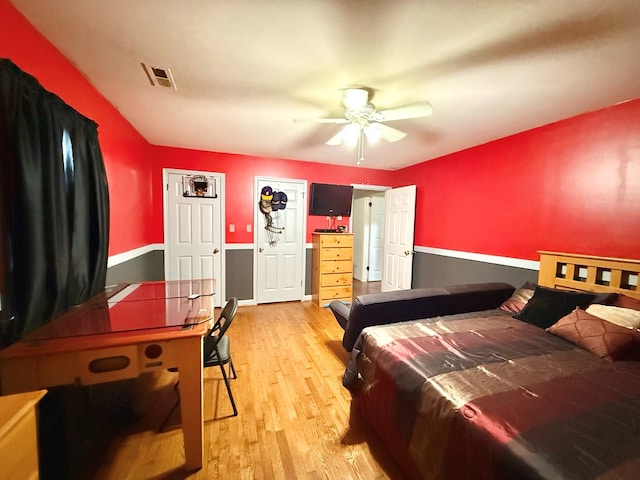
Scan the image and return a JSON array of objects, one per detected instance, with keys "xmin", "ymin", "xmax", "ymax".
[{"xmin": 89, "ymin": 356, "xmax": 130, "ymax": 373}]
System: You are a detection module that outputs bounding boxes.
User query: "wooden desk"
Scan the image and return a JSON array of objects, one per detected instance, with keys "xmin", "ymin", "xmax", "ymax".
[{"xmin": 0, "ymin": 279, "xmax": 215, "ymax": 472}]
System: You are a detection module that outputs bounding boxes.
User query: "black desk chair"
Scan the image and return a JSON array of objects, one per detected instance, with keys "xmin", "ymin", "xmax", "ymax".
[
  {"xmin": 159, "ymin": 297, "xmax": 239, "ymax": 430},
  {"xmin": 203, "ymin": 296, "xmax": 238, "ymax": 416}
]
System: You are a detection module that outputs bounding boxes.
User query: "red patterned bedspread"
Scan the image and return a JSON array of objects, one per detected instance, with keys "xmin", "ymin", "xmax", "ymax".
[{"xmin": 344, "ymin": 309, "xmax": 640, "ymax": 479}]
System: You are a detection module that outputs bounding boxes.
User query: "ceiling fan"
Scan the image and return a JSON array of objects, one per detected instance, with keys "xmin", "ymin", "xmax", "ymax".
[{"xmin": 295, "ymin": 88, "xmax": 432, "ymax": 164}]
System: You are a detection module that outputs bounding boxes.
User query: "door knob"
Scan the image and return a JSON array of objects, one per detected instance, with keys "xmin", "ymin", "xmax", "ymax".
[
  {"xmin": 212, "ymin": 248, "xmax": 219, "ymax": 254},
  {"xmin": 404, "ymin": 250, "xmax": 412, "ymax": 256},
  {"xmin": 259, "ymin": 247, "xmax": 264, "ymax": 253}
]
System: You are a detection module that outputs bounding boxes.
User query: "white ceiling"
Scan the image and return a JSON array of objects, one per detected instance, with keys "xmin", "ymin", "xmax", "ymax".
[{"xmin": 10, "ymin": 0, "xmax": 640, "ymax": 170}]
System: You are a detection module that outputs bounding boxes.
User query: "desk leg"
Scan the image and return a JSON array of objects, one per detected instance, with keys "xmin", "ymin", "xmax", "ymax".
[{"xmin": 175, "ymin": 335, "xmax": 204, "ymax": 471}]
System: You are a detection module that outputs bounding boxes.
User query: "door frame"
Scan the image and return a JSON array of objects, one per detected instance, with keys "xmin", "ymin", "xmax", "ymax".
[
  {"xmin": 162, "ymin": 168, "xmax": 226, "ymax": 303},
  {"xmin": 365, "ymin": 193, "xmax": 386, "ymax": 282},
  {"xmin": 350, "ymin": 184, "xmax": 390, "ymax": 282},
  {"xmin": 253, "ymin": 176, "xmax": 308, "ymax": 303}
]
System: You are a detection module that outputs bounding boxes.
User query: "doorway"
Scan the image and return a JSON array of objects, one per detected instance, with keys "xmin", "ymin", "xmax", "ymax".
[{"xmin": 350, "ymin": 184, "xmax": 389, "ymax": 291}]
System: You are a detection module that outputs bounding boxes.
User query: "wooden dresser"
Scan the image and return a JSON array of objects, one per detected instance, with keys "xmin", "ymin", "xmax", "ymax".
[
  {"xmin": 312, "ymin": 232, "xmax": 354, "ymax": 307},
  {"xmin": 0, "ymin": 390, "xmax": 47, "ymax": 480}
]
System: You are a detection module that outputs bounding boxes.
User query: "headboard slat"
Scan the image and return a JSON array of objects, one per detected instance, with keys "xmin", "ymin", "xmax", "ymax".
[
  {"xmin": 538, "ymin": 251, "xmax": 640, "ymax": 300},
  {"xmin": 610, "ymin": 269, "xmax": 623, "ymax": 289}
]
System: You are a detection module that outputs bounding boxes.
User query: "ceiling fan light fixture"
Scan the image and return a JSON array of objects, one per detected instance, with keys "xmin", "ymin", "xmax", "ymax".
[
  {"xmin": 364, "ymin": 124, "xmax": 382, "ymax": 143},
  {"xmin": 343, "ymin": 88, "xmax": 369, "ymax": 109},
  {"xmin": 342, "ymin": 123, "xmax": 361, "ymax": 146},
  {"xmin": 296, "ymin": 86, "xmax": 432, "ymax": 165}
]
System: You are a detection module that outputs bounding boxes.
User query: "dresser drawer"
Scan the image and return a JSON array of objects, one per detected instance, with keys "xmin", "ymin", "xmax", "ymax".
[
  {"xmin": 320, "ymin": 247, "xmax": 353, "ymax": 261},
  {"xmin": 319, "ymin": 286, "xmax": 352, "ymax": 303},
  {"xmin": 319, "ymin": 259, "xmax": 353, "ymax": 274},
  {"xmin": 320, "ymin": 234, "xmax": 353, "ymax": 248},
  {"xmin": 320, "ymin": 272, "xmax": 352, "ymax": 287},
  {"xmin": 312, "ymin": 232, "xmax": 354, "ymax": 308}
]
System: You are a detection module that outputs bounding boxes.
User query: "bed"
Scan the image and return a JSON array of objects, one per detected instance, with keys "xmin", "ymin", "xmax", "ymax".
[{"xmin": 344, "ymin": 252, "xmax": 640, "ymax": 479}]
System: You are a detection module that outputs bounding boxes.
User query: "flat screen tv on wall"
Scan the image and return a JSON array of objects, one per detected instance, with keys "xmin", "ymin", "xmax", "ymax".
[{"xmin": 309, "ymin": 183, "xmax": 353, "ymax": 216}]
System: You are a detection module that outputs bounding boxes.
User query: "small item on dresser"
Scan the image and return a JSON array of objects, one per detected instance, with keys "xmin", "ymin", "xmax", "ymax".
[{"xmin": 337, "ymin": 225, "xmax": 347, "ymax": 233}]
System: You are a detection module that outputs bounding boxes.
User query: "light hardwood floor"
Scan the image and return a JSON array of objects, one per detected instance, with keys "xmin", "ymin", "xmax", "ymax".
[
  {"xmin": 59, "ymin": 297, "xmax": 406, "ymax": 479},
  {"xmin": 353, "ymin": 279, "xmax": 381, "ymax": 297}
]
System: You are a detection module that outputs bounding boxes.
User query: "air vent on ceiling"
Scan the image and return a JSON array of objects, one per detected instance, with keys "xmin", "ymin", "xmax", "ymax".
[{"xmin": 140, "ymin": 62, "xmax": 177, "ymax": 89}]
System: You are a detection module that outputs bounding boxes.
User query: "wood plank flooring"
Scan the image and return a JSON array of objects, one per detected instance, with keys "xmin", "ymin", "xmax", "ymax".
[
  {"xmin": 353, "ymin": 279, "xmax": 381, "ymax": 297},
  {"xmin": 57, "ymin": 295, "xmax": 406, "ymax": 480}
]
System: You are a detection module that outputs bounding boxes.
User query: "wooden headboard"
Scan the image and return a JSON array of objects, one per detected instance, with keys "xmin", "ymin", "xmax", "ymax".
[{"xmin": 538, "ymin": 251, "xmax": 640, "ymax": 300}]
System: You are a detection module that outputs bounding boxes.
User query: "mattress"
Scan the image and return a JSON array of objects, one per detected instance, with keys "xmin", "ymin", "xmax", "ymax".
[{"xmin": 344, "ymin": 309, "xmax": 640, "ymax": 479}]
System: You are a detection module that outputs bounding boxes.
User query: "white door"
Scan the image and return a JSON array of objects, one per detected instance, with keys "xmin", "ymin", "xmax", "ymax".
[
  {"xmin": 381, "ymin": 185, "xmax": 416, "ymax": 292},
  {"xmin": 255, "ymin": 177, "xmax": 306, "ymax": 304},
  {"xmin": 165, "ymin": 170, "xmax": 224, "ymax": 305},
  {"xmin": 368, "ymin": 194, "xmax": 385, "ymax": 281}
]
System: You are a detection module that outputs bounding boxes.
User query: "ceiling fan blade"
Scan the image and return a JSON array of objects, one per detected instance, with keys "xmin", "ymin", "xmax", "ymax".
[
  {"xmin": 366, "ymin": 123, "xmax": 407, "ymax": 143},
  {"xmin": 376, "ymin": 101, "xmax": 432, "ymax": 122},
  {"xmin": 326, "ymin": 123, "xmax": 363, "ymax": 146},
  {"xmin": 325, "ymin": 128, "xmax": 346, "ymax": 145},
  {"xmin": 293, "ymin": 117, "xmax": 349, "ymax": 124}
]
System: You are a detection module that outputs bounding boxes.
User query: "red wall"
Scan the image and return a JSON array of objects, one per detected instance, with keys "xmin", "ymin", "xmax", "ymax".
[
  {"xmin": 150, "ymin": 147, "xmax": 392, "ymax": 244},
  {"xmin": 394, "ymin": 99, "xmax": 640, "ymax": 260},
  {"xmin": 0, "ymin": 0, "xmax": 155, "ymax": 256},
  {"xmin": 4, "ymin": 0, "xmax": 639, "ymax": 262}
]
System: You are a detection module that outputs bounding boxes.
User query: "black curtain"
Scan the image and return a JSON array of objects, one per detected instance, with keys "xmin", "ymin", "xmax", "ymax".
[{"xmin": 0, "ymin": 59, "xmax": 110, "ymax": 347}]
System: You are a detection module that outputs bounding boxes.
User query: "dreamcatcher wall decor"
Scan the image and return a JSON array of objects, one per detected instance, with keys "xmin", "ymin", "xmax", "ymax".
[{"xmin": 259, "ymin": 186, "xmax": 288, "ymax": 246}]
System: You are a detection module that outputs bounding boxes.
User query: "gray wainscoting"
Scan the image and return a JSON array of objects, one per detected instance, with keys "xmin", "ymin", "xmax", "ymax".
[
  {"xmin": 224, "ymin": 248, "xmax": 312, "ymax": 298},
  {"xmin": 226, "ymin": 249, "xmax": 253, "ymax": 300},
  {"xmin": 305, "ymin": 247, "xmax": 313, "ymax": 296},
  {"xmin": 106, "ymin": 250, "xmax": 165, "ymax": 285},
  {"xmin": 106, "ymin": 247, "xmax": 538, "ymax": 303},
  {"xmin": 105, "ymin": 248, "xmax": 258, "ymax": 301},
  {"xmin": 412, "ymin": 251, "xmax": 538, "ymax": 289}
]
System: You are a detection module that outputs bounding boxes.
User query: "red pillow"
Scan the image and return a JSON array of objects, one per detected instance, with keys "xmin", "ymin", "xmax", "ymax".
[
  {"xmin": 547, "ymin": 307, "xmax": 640, "ymax": 362},
  {"xmin": 499, "ymin": 281, "xmax": 536, "ymax": 314},
  {"xmin": 613, "ymin": 294, "xmax": 640, "ymax": 311}
]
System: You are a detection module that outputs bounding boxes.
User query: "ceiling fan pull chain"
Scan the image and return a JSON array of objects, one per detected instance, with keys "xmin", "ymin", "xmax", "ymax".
[{"xmin": 357, "ymin": 127, "xmax": 365, "ymax": 165}]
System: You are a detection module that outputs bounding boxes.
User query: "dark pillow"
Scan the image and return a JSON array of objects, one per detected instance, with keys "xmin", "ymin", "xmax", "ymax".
[
  {"xmin": 547, "ymin": 307, "xmax": 640, "ymax": 362},
  {"xmin": 590, "ymin": 292, "xmax": 619, "ymax": 305},
  {"xmin": 513, "ymin": 286, "xmax": 596, "ymax": 328}
]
